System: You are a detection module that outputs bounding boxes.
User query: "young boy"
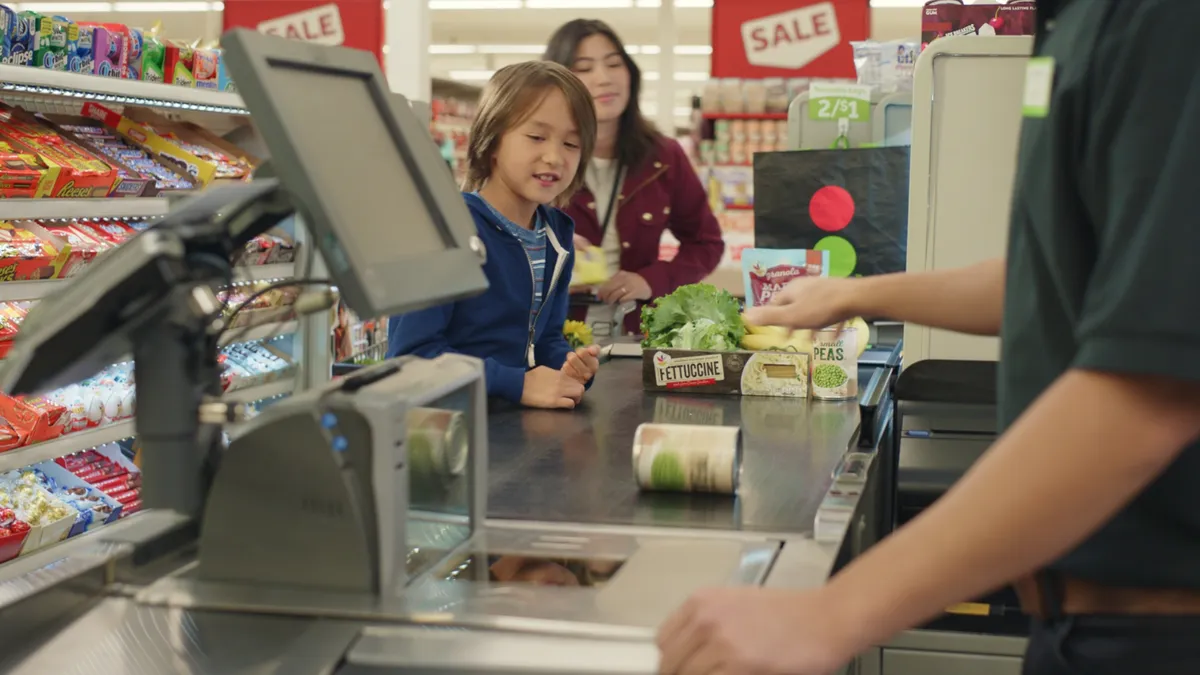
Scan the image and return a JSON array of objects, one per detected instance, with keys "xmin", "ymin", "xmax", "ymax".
[{"xmin": 388, "ymin": 62, "xmax": 602, "ymax": 409}]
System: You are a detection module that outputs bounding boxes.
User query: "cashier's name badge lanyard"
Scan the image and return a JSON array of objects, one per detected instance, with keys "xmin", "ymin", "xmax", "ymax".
[
  {"xmin": 587, "ymin": 161, "xmax": 626, "ymax": 331},
  {"xmin": 1024, "ymin": 2, "xmax": 1060, "ymax": 120}
]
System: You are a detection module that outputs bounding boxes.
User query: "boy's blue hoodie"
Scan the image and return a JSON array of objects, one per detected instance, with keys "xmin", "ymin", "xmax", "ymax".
[{"xmin": 387, "ymin": 192, "xmax": 579, "ymax": 403}]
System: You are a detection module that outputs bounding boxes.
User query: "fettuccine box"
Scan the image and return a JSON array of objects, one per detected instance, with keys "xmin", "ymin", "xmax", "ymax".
[{"xmin": 643, "ymin": 349, "xmax": 811, "ymax": 398}]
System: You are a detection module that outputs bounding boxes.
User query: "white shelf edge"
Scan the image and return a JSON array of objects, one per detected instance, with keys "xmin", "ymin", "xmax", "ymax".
[
  {"xmin": 0, "ymin": 420, "xmax": 135, "ymax": 474},
  {"xmin": 232, "ymin": 263, "xmax": 295, "ymax": 283},
  {"xmin": 0, "ymin": 197, "xmax": 171, "ymax": 220},
  {"xmin": 219, "ymin": 320, "xmax": 298, "ymax": 346},
  {"xmin": 0, "ymin": 264, "xmax": 296, "ymax": 302},
  {"xmin": 0, "ymin": 64, "xmax": 246, "ymax": 113},
  {"xmin": 222, "ymin": 377, "xmax": 295, "ymax": 403}
]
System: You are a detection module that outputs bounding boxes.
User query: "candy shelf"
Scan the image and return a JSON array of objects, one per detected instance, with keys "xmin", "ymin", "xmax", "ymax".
[
  {"xmin": 223, "ymin": 377, "xmax": 296, "ymax": 404},
  {"xmin": 219, "ymin": 320, "xmax": 299, "ymax": 346},
  {"xmin": 0, "ymin": 420, "xmax": 135, "ymax": 475},
  {"xmin": 0, "ymin": 64, "xmax": 247, "ymax": 115},
  {"xmin": 232, "ymin": 263, "xmax": 296, "ymax": 283},
  {"xmin": 0, "ymin": 198, "xmax": 172, "ymax": 220},
  {"xmin": 0, "ymin": 263, "xmax": 296, "ymax": 303}
]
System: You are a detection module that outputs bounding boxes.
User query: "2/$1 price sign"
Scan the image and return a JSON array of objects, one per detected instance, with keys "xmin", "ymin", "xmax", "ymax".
[{"xmin": 808, "ymin": 82, "xmax": 872, "ymax": 122}]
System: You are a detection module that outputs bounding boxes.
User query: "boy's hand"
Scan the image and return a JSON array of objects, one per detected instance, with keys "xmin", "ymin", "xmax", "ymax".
[
  {"xmin": 522, "ymin": 366, "xmax": 585, "ymax": 409},
  {"xmin": 562, "ymin": 345, "xmax": 601, "ymax": 385}
]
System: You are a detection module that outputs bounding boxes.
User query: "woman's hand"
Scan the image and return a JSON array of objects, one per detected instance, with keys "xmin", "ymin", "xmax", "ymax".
[
  {"xmin": 573, "ymin": 234, "xmax": 593, "ymax": 252},
  {"xmin": 598, "ymin": 270, "xmax": 652, "ymax": 304}
]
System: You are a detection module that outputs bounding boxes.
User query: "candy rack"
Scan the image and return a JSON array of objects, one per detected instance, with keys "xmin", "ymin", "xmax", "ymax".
[{"xmin": 0, "ymin": 64, "xmax": 331, "ymax": 572}]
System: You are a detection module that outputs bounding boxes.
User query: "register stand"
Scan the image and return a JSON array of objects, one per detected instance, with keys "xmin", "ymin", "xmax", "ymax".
[{"xmin": 853, "ymin": 35, "xmax": 1036, "ymax": 675}]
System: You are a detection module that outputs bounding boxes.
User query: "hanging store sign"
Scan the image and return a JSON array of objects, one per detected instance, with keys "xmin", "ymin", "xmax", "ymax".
[
  {"xmin": 711, "ymin": 0, "xmax": 868, "ymax": 79},
  {"xmin": 223, "ymin": 0, "xmax": 383, "ymax": 63}
]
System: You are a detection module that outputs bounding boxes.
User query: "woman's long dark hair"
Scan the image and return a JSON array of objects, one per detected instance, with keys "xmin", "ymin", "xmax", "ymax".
[{"xmin": 544, "ymin": 19, "xmax": 660, "ymax": 172}]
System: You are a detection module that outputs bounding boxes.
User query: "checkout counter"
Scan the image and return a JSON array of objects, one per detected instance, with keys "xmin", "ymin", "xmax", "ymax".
[
  {"xmin": 0, "ymin": 31, "xmax": 902, "ymax": 675},
  {"xmin": 0, "ymin": 30, "xmax": 1036, "ymax": 675}
]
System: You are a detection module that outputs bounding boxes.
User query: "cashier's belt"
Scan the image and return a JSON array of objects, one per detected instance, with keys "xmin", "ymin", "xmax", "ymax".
[{"xmin": 895, "ymin": 360, "xmax": 997, "ymax": 523}]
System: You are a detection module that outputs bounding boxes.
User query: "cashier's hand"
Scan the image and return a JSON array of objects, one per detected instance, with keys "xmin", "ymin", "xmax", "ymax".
[
  {"xmin": 743, "ymin": 277, "xmax": 858, "ymax": 330},
  {"xmin": 522, "ymin": 366, "xmax": 585, "ymax": 409},
  {"xmin": 657, "ymin": 588, "xmax": 859, "ymax": 675},
  {"xmin": 562, "ymin": 345, "xmax": 601, "ymax": 385},
  {"xmin": 599, "ymin": 271, "xmax": 652, "ymax": 305}
]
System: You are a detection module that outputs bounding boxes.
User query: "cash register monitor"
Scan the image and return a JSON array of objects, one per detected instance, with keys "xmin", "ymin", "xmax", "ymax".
[{"xmin": 221, "ymin": 29, "xmax": 487, "ymax": 319}]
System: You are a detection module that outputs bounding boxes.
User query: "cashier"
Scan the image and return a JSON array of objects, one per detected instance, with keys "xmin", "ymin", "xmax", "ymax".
[
  {"xmin": 543, "ymin": 19, "xmax": 725, "ymax": 335},
  {"xmin": 656, "ymin": 2, "xmax": 1200, "ymax": 674}
]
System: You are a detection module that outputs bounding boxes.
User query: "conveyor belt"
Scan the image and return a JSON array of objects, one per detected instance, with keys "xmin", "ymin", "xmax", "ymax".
[{"xmin": 485, "ymin": 358, "xmax": 866, "ymax": 536}]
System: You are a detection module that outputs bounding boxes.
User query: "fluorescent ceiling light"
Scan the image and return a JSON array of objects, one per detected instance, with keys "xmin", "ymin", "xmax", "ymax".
[
  {"xmin": 475, "ymin": 44, "xmax": 546, "ymax": 54},
  {"xmin": 429, "ymin": 0, "xmax": 712, "ymax": 8},
  {"xmin": 642, "ymin": 71, "xmax": 710, "ymax": 82},
  {"xmin": 526, "ymin": 0, "xmax": 632, "ymax": 7},
  {"xmin": 636, "ymin": 0, "xmax": 714, "ymax": 7},
  {"xmin": 430, "ymin": 45, "xmax": 479, "ymax": 54},
  {"xmin": 674, "ymin": 45, "xmax": 712, "ymax": 55},
  {"xmin": 112, "ymin": 1, "xmax": 218, "ymax": 10},
  {"xmin": 15, "ymin": 2, "xmax": 112, "ymax": 10},
  {"xmin": 430, "ymin": 0, "xmax": 521, "ymax": 9},
  {"xmin": 448, "ymin": 70, "xmax": 496, "ymax": 81}
]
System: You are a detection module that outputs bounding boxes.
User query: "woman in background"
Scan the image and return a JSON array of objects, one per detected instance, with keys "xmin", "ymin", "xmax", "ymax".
[{"xmin": 544, "ymin": 19, "xmax": 725, "ymax": 336}]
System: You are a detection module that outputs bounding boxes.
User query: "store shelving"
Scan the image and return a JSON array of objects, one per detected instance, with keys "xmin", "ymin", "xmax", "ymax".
[
  {"xmin": 0, "ymin": 263, "xmax": 297, "ymax": 303},
  {"xmin": 0, "ymin": 197, "xmax": 172, "ymax": 220},
  {"xmin": 218, "ymin": 320, "xmax": 298, "ymax": 346},
  {"xmin": 702, "ymin": 112, "xmax": 789, "ymax": 121},
  {"xmin": 232, "ymin": 263, "xmax": 295, "ymax": 283},
  {"xmin": 0, "ymin": 64, "xmax": 247, "ymax": 115},
  {"xmin": 0, "ymin": 420, "xmax": 135, "ymax": 475},
  {"xmin": 223, "ymin": 377, "xmax": 296, "ymax": 404}
]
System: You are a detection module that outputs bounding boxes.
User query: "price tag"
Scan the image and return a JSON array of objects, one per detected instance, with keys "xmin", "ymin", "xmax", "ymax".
[{"xmin": 808, "ymin": 83, "xmax": 872, "ymax": 123}]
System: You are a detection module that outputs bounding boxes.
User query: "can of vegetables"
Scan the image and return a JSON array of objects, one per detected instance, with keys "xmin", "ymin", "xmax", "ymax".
[
  {"xmin": 812, "ymin": 327, "xmax": 857, "ymax": 400},
  {"xmin": 632, "ymin": 423, "xmax": 741, "ymax": 494}
]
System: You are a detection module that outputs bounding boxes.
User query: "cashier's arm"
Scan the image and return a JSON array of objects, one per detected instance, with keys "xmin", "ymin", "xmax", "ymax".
[
  {"xmin": 826, "ymin": 370, "xmax": 1200, "ymax": 648},
  {"xmin": 852, "ymin": 258, "xmax": 1005, "ymax": 336},
  {"xmin": 746, "ymin": 258, "xmax": 1005, "ymax": 337}
]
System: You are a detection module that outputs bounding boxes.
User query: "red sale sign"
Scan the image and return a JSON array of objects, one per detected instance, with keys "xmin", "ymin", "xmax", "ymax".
[
  {"xmin": 711, "ymin": 0, "xmax": 869, "ymax": 79},
  {"xmin": 223, "ymin": 0, "xmax": 384, "ymax": 64}
]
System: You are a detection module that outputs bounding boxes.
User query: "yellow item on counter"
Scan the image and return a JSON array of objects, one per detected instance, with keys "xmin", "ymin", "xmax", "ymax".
[
  {"xmin": 572, "ymin": 245, "xmax": 607, "ymax": 286},
  {"xmin": 846, "ymin": 317, "xmax": 870, "ymax": 358},
  {"xmin": 563, "ymin": 320, "xmax": 594, "ymax": 349}
]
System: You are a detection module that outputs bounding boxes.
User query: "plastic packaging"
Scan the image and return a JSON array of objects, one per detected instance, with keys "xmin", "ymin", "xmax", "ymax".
[{"xmin": 741, "ymin": 248, "xmax": 829, "ymax": 308}]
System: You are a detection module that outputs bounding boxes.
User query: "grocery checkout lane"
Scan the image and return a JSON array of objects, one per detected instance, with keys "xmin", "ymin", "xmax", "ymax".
[{"xmin": 0, "ymin": 29, "xmax": 1035, "ymax": 675}]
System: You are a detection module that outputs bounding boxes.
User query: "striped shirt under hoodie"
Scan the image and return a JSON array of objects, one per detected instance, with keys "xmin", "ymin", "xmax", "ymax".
[{"xmin": 477, "ymin": 194, "xmax": 548, "ymax": 324}]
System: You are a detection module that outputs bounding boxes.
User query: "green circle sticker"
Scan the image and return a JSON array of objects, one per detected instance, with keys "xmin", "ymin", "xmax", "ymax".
[{"xmin": 815, "ymin": 236, "xmax": 857, "ymax": 278}]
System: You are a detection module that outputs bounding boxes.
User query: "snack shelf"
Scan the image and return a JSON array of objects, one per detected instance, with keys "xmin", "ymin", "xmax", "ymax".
[
  {"xmin": 0, "ymin": 198, "xmax": 172, "ymax": 220},
  {"xmin": 702, "ymin": 112, "xmax": 789, "ymax": 121},
  {"xmin": 218, "ymin": 320, "xmax": 299, "ymax": 346},
  {"xmin": 0, "ymin": 420, "xmax": 134, "ymax": 475},
  {"xmin": 0, "ymin": 65, "xmax": 247, "ymax": 115},
  {"xmin": 232, "ymin": 263, "xmax": 295, "ymax": 283},
  {"xmin": 223, "ymin": 377, "xmax": 295, "ymax": 404},
  {"xmin": 0, "ymin": 263, "xmax": 296, "ymax": 302}
]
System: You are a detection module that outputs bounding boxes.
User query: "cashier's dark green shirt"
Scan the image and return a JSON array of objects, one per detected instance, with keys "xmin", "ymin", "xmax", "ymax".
[{"xmin": 1000, "ymin": 0, "xmax": 1200, "ymax": 589}]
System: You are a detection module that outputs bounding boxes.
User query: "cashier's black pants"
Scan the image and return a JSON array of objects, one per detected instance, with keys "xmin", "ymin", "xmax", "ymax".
[{"xmin": 1022, "ymin": 615, "xmax": 1200, "ymax": 675}]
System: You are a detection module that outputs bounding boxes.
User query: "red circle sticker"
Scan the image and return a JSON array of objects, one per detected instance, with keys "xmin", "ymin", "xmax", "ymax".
[{"xmin": 808, "ymin": 185, "xmax": 855, "ymax": 232}]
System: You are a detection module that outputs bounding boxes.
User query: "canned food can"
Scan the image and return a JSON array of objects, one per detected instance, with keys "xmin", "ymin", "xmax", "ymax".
[
  {"xmin": 407, "ymin": 408, "xmax": 469, "ymax": 480},
  {"xmin": 632, "ymin": 423, "xmax": 742, "ymax": 494}
]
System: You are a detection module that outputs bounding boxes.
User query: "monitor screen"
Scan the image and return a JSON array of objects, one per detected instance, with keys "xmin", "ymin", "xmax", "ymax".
[
  {"xmin": 222, "ymin": 29, "xmax": 487, "ymax": 319},
  {"xmin": 262, "ymin": 62, "xmax": 447, "ymax": 268}
]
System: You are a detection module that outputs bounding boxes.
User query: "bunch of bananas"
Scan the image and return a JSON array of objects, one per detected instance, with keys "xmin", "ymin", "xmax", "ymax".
[{"xmin": 739, "ymin": 316, "xmax": 871, "ymax": 358}]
